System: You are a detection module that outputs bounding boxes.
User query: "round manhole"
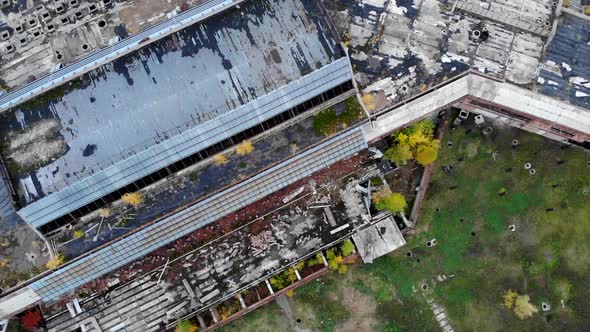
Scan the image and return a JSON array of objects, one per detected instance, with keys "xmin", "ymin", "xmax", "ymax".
[
  {"xmin": 426, "ymin": 241, "xmax": 432, "ymax": 247},
  {"xmin": 447, "ymin": 141, "xmax": 453, "ymax": 148},
  {"xmin": 524, "ymin": 162, "xmax": 532, "ymax": 170},
  {"xmin": 529, "ymin": 168, "xmax": 537, "ymax": 175},
  {"xmin": 471, "ymin": 231, "xmax": 476, "ymax": 237},
  {"xmin": 296, "ymin": 318, "xmax": 302, "ymax": 323},
  {"xmin": 421, "ymin": 284, "xmax": 429, "ymax": 291},
  {"xmin": 407, "ymin": 251, "xmax": 413, "ymax": 257},
  {"xmin": 472, "ymin": 30, "xmax": 481, "ymax": 38},
  {"xmin": 82, "ymin": 44, "xmax": 89, "ymax": 50},
  {"xmin": 512, "ymin": 139, "xmax": 519, "ymax": 146},
  {"xmin": 98, "ymin": 20, "xmax": 107, "ymax": 28}
]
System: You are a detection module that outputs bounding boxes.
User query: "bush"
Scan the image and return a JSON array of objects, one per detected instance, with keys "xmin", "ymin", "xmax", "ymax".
[
  {"xmin": 175, "ymin": 320, "xmax": 197, "ymax": 332},
  {"xmin": 375, "ymin": 192, "xmax": 407, "ymax": 215},
  {"xmin": 235, "ymin": 140, "xmax": 254, "ymax": 155},
  {"xmin": 341, "ymin": 240, "xmax": 355, "ymax": 257},
  {"xmin": 99, "ymin": 208, "xmax": 111, "ymax": 218},
  {"xmin": 370, "ymin": 177, "xmax": 384, "ymax": 186},
  {"xmin": 121, "ymin": 192, "xmax": 143, "ymax": 207},
  {"xmin": 46, "ymin": 253, "xmax": 65, "ymax": 269},
  {"xmin": 213, "ymin": 154, "xmax": 228, "ymax": 165}
]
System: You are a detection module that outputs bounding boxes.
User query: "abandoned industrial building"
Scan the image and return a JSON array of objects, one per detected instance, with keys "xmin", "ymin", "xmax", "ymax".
[{"xmin": 0, "ymin": 0, "xmax": 589, "ymax": 330}]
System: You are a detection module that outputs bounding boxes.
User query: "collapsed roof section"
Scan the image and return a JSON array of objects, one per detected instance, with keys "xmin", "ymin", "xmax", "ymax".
[{"xmin": 0, "ymin": 0, "xmax": 353, "ymax": 234}]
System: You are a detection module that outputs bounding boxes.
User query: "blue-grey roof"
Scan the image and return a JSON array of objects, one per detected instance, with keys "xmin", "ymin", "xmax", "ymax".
[
  {"xmin": 0, "ymin": 0, "xmax": 239, "ymax": 112},
  {"xmin": 29, "ymin": 128, "xmax": 367, "ymax": 302},
  {"xmin": 537, "ymin": 13, "xmax": 590, "ymax": 108},
  {"xmin": 0, "ymin": 0, "xmax": 342, "ymax": 204},
  {"xmin": 17, "ymin": 57, "xmax": 353, "ymax": 229}
]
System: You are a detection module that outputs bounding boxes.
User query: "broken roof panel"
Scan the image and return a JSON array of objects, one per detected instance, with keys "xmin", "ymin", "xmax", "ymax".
[
  {"xmin": 18, "ymin": 57, "xmax": 353, "ymax": 229},
  {"xmin": 26, "ymin": 128, "xmax": 367, "ymax": 303},
  {"xmin": 0, "ymin": 0, "xmax": 343, "ymax": 205},
  {"xmin": 537, "ymin": 13, "xmax": 590, "ymax": 108}
]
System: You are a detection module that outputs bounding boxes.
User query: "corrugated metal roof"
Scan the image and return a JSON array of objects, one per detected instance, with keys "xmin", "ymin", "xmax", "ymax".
[
  {"xmin": 18, "ymin": 57, "xmax": 353, "ymax": 228},
  {"xmin": 29, "ymin": 128, "xmax": 367, "ymax": 302},
  {"xmin": 2, "ymin": 0, "xmax": 342, "ymax": 202}
]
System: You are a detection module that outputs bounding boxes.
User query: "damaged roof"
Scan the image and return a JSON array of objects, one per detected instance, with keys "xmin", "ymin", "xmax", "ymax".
[{"xmin": 0, "ymin": 0, "xmax": 343, "ymax": 206}]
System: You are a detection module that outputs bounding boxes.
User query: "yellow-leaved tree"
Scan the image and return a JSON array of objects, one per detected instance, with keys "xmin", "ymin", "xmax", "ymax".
[{"xmin": 384, "ymin": 119, "xmax": 440, "ymax": 166}]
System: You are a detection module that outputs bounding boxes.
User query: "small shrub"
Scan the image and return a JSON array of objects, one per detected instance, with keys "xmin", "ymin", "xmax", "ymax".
[
  {"xmin": 585, "ymin": 7, "xmax": 590, "ymax": 15},
  {"xmin": 338, "ymin": 264, "xmax": 348, "ymax": 274},
  {"xmin": 503, "ymin": 289, "xmax": 518, "ymax": 309},
  {"xmin": 514, "ymin": 294, "xmax": 538, "ymax": 319},
  {"xmin": 286, "ymin": 289, "xmax": 295, "ymax": 297},
  {"xmin": 370, "ymin": 177, "xmax": 384, "ymax": 187},
  {"xmin": 73, "ymin": 230, "xmax": 85, "ymax": 239},
  {"xmin": 235, "ymin": 140, "xmax": 254, "ymax": 155},
  {"xmin": 46, "ymin": 253, "xmax": 65, "ymax": 269},
  {"xmin": 341, "ymin": 240, "xmax": 355, "ymax": 257},
  {"xmin": 121, "ymin": 192, "xmax": 143, "ymax": 207},
  {"xmin": 295, "ymin": 261, "xmax": 305, "ymax": 271},
  {"xmin": 213, "ymin": 154, "xmax": 228, "ymax": 165},
  {"xmin": 175, "ymin": 320, "xmax": 197, "ymax": 332},
  {"xmin": 99, "ymin": 208, "xmax": 111, "ymax": 218}
]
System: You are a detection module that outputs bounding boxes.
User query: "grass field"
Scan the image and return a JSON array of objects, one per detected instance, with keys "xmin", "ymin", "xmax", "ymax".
[{"xmin": 219, "ymin": 116, "xmax": 590, "ymax": 331}]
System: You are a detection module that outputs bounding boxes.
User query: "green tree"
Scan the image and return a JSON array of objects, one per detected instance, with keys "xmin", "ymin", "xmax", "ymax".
[
  {"xmin": 384, "ymin": 144, "xmax": 413, "ymax": 165},
  {"xmin": 385, "ymin": 119, "xmax": 439, "ymax": 166},
  {"xmin": 375, "ymin": 192, "xmax": 407, "ymax": 215}
]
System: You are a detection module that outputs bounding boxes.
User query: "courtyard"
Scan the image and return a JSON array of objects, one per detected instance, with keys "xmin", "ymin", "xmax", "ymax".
[{"xmin": 219, "ymin": 112, "xmax": 590, "ymax": 331}]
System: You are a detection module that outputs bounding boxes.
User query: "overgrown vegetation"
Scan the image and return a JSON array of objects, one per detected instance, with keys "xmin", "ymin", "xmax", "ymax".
[
  {"xmin": 312, "ymin": 97, "xmax": 364, "ymax": 135},
  {"xmin": 220, "ymin": 116, "xmax": 590, "ymax": 331},
  {"xmin": 384, "ymin": 119, "xmax": 440, "ymax": 166},
  {"xmin": 372, "ymin": 190, "xmax": 407, "ymax": 215},
  {"xmin": 175, "ymin": 320, "xmax": 198, "ymax": 332},
  {"xmin": 17, "ymin": 79, "xmax": 83, "ymax": 110}
]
